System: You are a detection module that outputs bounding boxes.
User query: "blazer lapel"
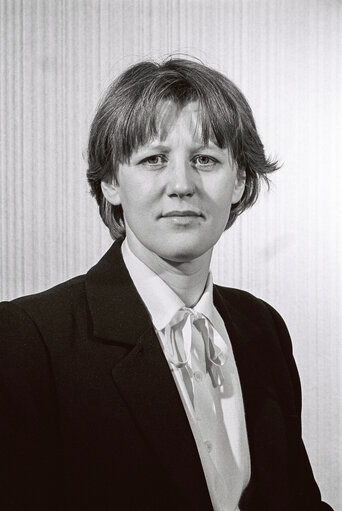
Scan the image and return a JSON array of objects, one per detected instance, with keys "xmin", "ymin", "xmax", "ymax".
[
  {"xmin": 85, "ymin": 241, "xmax": 213, "ymax": 510},
  {"xmin": 112, "ymin": 327, "xmax": 213, "ymax": 509},
  {"xmin": 213, "ymin": 285, "xmax": 291, "ymax": 511}
]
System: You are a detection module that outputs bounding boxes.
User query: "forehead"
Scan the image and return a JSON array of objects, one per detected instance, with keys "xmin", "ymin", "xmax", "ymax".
[{"xmin": 152, "ymin": 100, "xmax": 217, "ymax": 145}]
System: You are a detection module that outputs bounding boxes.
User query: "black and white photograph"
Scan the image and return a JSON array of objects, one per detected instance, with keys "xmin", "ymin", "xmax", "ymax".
[{"xmin": 0, "ymin": 1, "xmax": 340, "ymax": 510}]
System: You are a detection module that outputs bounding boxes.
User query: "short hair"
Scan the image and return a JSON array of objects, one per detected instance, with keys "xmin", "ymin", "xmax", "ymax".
[{"xmin": 87, "ymin": 57, "xmax": 279, "ymax": 239}]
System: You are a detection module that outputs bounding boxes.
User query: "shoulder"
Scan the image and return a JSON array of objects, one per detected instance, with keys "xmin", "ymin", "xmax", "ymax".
[
  {"xmin": 214, "ymin": 284, "xmax": 293, "ymax": 357},
  {"xmin": 4, "ymin": 273, "xmax": 86, "ymax": 311},
  {"xmin": 12, "ymin": 273, "xmax": 86, "ymax": 309},
  {"xmin": 0, "ymin": 274, "xmax": 87, "ymax": 338},
  {"xmin": 215, "ymin": 285, "xmax": 286, "ymax": 326}
]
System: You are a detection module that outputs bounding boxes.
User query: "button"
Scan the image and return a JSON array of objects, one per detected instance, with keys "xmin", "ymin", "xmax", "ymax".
[
  {"xmin": 193, "ymin": 371, "xmax": 203, "ymax": 382},
  {"xmin": 204, "ymin": 440, "xmax": 213, "ymax": 453}
]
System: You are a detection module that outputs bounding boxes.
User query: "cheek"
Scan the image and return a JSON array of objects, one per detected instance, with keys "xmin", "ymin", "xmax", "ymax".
[
  {"xmin": 120, "ymin": 191, "xmax": 153, "ymax": 230},
  {"xmin": 120, "ymin": 178, "xmax": 156, "ymax": 206},
  {"xmin": 209, "ymin": 186, "xmax": 233, "ymax": 214},
  {"xmin": 119, "ymin": 185, "xmax": 143, "ymax": 211},
  {"xmin": 209, "ymin": 193, "xmax": 235, "ymax": 232}
]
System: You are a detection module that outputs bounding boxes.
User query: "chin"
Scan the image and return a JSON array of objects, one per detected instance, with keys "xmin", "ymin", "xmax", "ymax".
[{"xmin": 156, "ymin": 243, "xmax": 210, "ymax": 264}]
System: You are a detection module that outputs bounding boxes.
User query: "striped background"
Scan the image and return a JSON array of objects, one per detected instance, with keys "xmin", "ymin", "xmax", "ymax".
[{"xmin": 1, "ymin": 0, "xmax": 341, "ymax": 508}]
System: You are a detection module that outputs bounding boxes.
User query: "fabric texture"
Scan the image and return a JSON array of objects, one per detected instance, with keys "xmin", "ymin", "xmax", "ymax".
[{"xmin": 0, "ymin": 241, "xmax": 333, "ymax": 511}]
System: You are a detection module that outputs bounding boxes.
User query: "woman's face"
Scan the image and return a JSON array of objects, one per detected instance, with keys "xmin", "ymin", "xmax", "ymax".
[{"xmin": 102, "ymin": 101, "xmax": 245, "ymax": 264}]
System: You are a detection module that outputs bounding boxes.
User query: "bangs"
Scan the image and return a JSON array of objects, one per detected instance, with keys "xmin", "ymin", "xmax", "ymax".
[{"xmin": 114, "ymin": 86, "xmax": 239, "ymax": 164}]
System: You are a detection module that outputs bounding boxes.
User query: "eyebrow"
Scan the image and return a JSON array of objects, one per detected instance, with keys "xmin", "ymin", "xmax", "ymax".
[
  {"xmin": 141, "ymin": 144, "xmax": 170, "ymax": 152},
  {"xmin": 136, "ymin": 141, "xmax": 222, "ymax": 153},
  {"xmin": 193, "ymin": 143, "xmax": 222, "ymax": 151}
]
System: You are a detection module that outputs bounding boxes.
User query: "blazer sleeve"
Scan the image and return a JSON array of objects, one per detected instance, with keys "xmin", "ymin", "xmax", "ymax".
[
  {"xmin": 0, "ymin": 301, "xmax": 62, "ymax": 511},
  {"xmin": 263, "ymin": 301, "xmax": 334, "ymax": 511}
]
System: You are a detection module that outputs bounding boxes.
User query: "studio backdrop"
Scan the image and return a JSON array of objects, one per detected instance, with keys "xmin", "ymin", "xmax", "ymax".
[{"xmin": 0, "ymin": 0, "xmax": 341, "ymax": 508}]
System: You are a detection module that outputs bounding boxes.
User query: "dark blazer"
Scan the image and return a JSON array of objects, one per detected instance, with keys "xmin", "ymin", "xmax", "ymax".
[{"xmin": 0, "ymin": 241, "xmax": 332, "ymax": 511}]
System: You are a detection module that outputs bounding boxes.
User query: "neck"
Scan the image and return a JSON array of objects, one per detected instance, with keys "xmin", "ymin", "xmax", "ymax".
[
  {"xmin": 125, "ymin": 236, "xmax": 212, "ymax": 307},
  {"xmin": 152, "ymin": 257, "xmax": 211, "ymax": 307}
]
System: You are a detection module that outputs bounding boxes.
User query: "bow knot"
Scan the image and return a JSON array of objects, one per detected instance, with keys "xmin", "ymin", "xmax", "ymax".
[{"xmin": 164, "ymin": 307, "xmax": 227, "ymax": 387}]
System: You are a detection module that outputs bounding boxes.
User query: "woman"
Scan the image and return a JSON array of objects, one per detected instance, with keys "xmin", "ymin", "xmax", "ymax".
[{"xmin": 0, "ymin": 57, "xmax": 333, "ymax": 510}]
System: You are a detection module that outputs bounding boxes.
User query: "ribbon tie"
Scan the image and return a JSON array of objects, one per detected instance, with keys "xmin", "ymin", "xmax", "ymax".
[{"xmin": 164, "ymin": 307, "xmax": 227, "ymax": 387}]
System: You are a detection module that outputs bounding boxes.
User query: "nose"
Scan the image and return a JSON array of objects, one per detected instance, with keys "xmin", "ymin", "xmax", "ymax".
[{"xmin": 166, "ymin": 161, "xmax": 195, "ymax": 198}]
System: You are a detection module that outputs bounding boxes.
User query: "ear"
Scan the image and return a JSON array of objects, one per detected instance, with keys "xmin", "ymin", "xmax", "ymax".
[
  {"xmin": 231, "ymin": 170, "xmax": 246, "ymax": 204},
  {"xmin": 101, "ymin": 180, "xmax": 122, "ymax": 206}
]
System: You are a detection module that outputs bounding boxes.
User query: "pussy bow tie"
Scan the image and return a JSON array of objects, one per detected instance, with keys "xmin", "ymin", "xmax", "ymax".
[{"xmin": 164, "ymin": 307, "xmax": 228, "ymax": 387}]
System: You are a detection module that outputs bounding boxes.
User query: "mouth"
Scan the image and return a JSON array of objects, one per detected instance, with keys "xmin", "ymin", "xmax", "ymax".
[
  {"xmin": 162, "ymin": 210, "xmax": 204, "ymax": 218},
  {"xmin": 160, "ymin": 210, "xmax": 204, "ymax": 226}
]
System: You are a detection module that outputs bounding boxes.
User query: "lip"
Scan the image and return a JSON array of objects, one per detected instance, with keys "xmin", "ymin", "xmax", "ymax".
[{"xmin": 162, "ymin": 210, "xmax": 203, "ymax": 218}]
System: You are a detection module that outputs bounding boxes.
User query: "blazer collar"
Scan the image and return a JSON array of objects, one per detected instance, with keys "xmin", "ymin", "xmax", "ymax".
[{"xmin": 85, "ymin": 240, "xmax": 152, "ymax": 345}]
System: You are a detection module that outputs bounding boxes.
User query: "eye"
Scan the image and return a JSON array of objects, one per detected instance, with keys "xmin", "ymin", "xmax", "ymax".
[
  {"xmin": 139, "ymin": 154, "xmax": 167, "ymax": 168},
  {"xmin": 192, "ymin": 155, "xmax": 219, "ymax": 169}
]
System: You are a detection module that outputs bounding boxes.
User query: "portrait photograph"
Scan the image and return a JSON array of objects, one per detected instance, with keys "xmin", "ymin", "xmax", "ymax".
[{"xmin": 0, "ymin": 1, "xmax": 341, "ymax": 510}]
